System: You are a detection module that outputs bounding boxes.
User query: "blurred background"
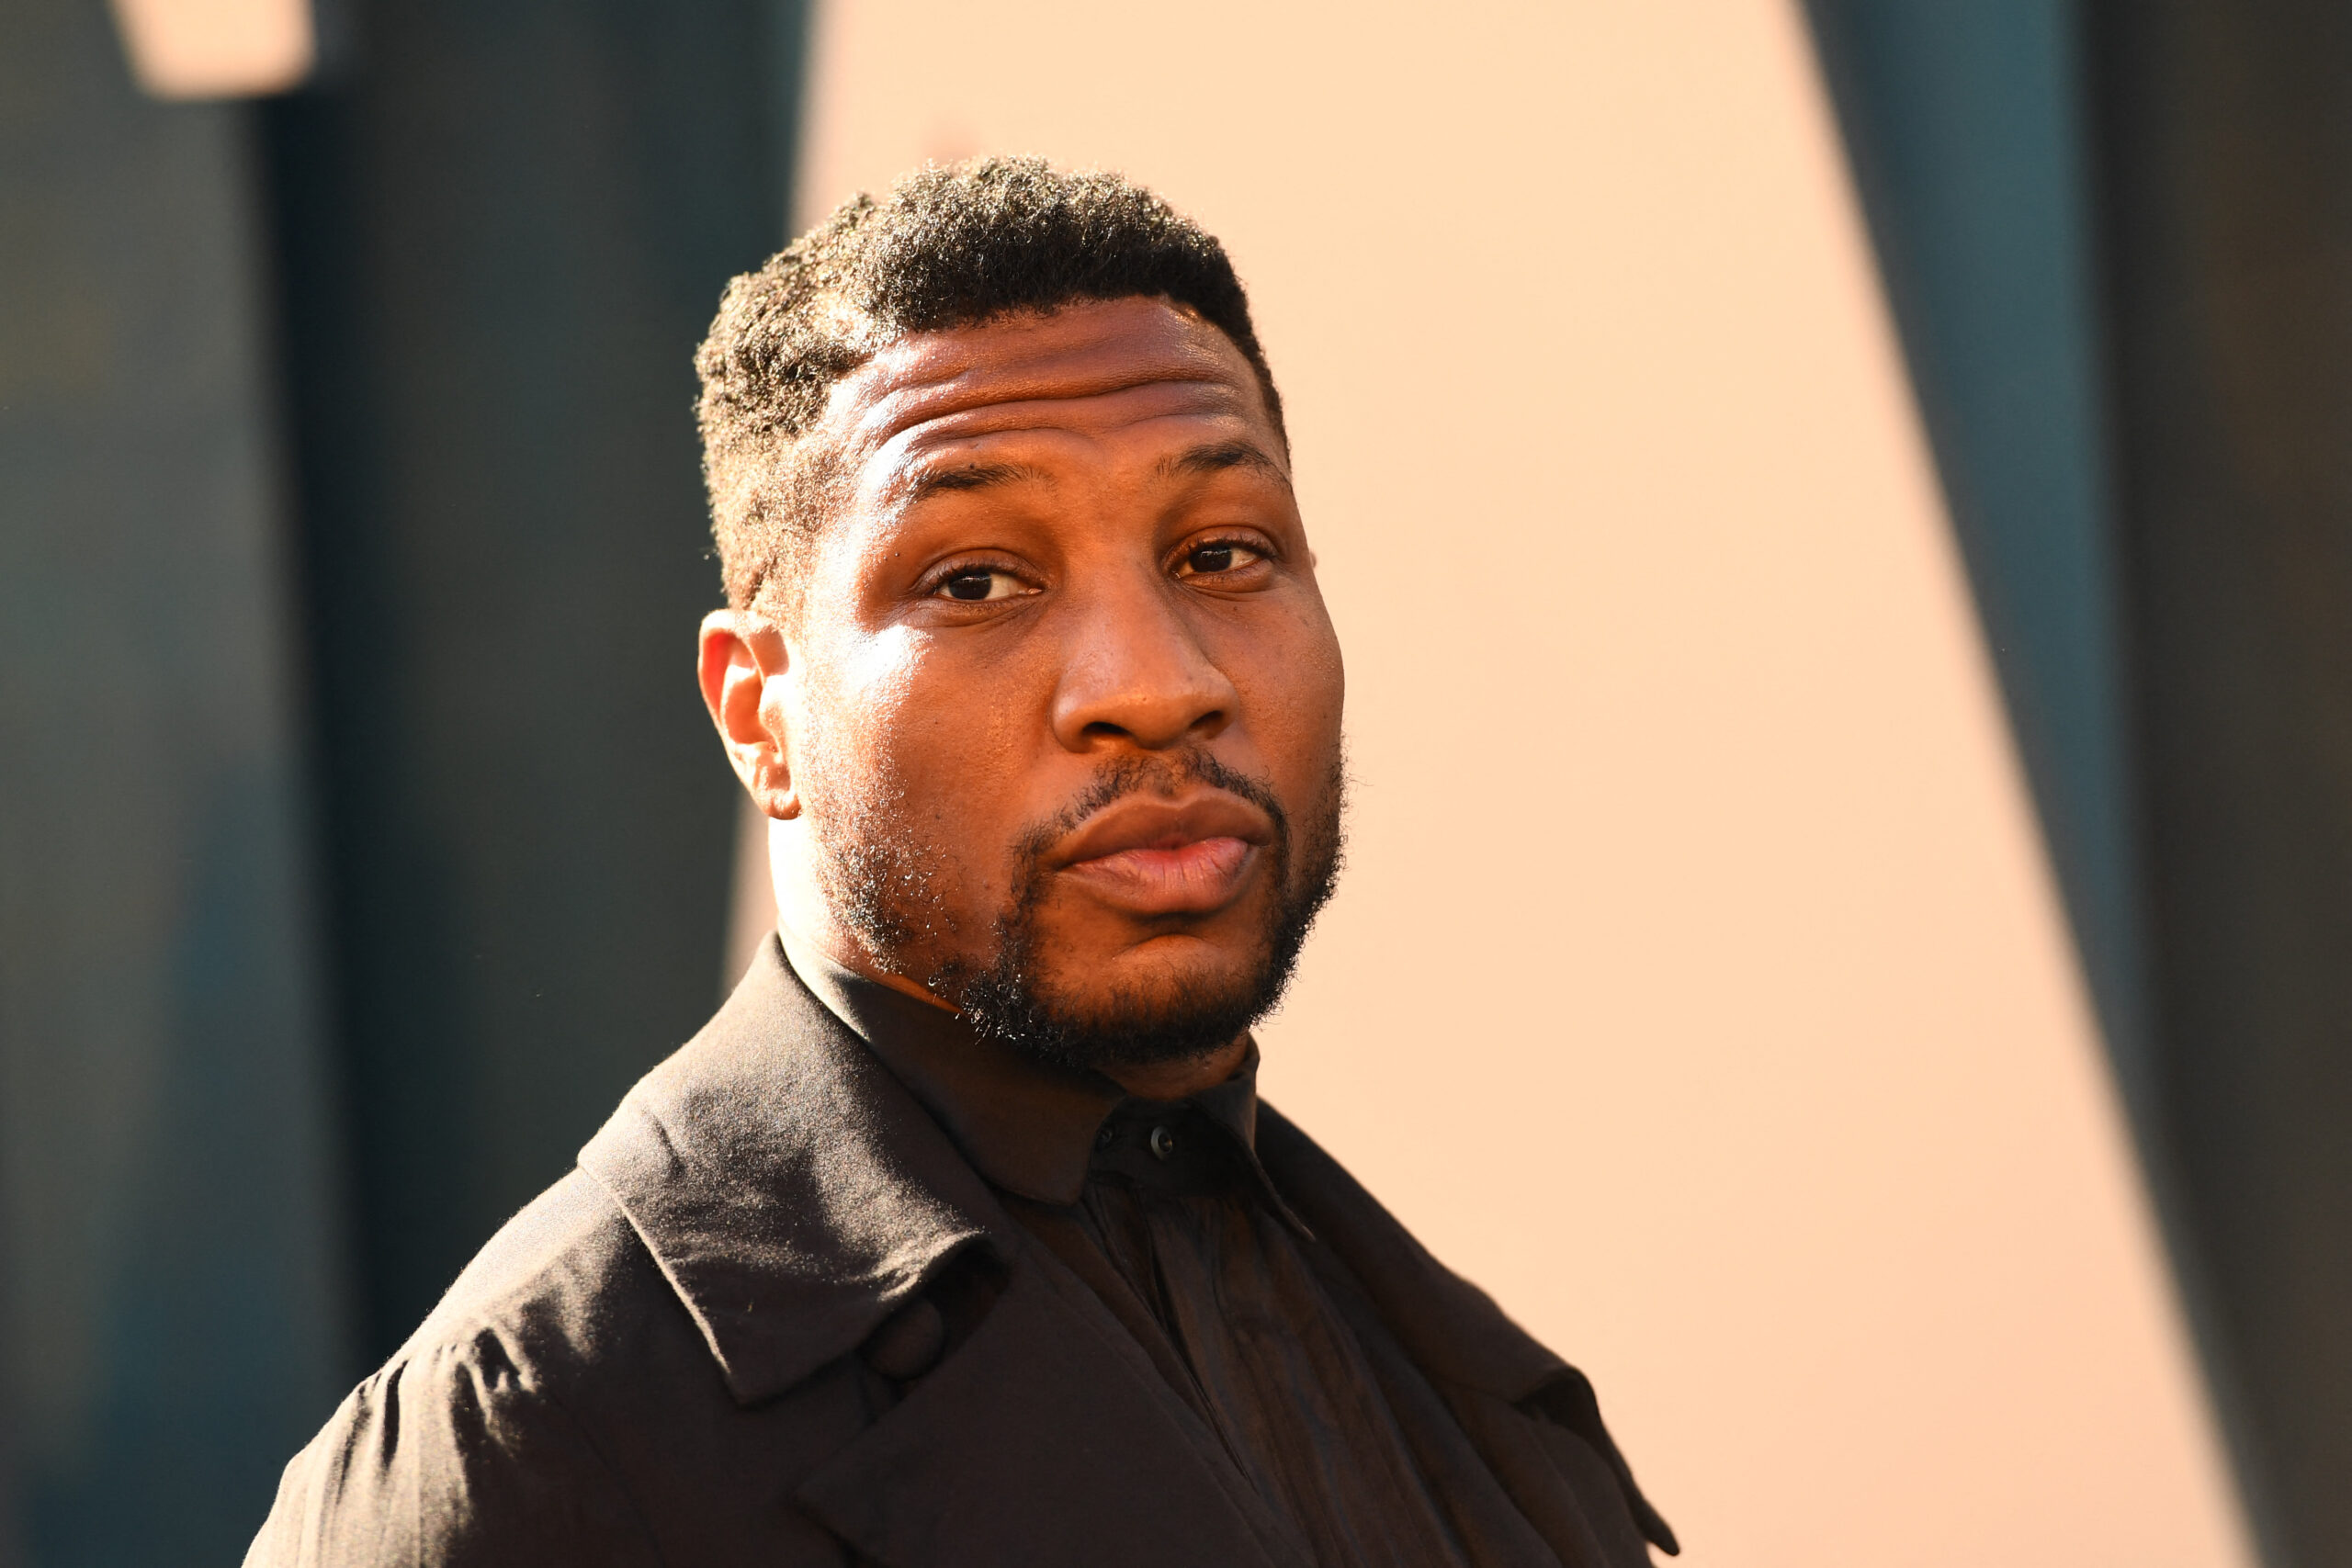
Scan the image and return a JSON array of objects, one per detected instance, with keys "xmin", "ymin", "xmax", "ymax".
[{"xmin": 3, "ymin": 0, "xmax": 2348, "ymax": 1562}]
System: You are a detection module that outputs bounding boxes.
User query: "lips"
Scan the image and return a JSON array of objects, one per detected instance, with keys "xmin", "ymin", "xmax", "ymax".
[{"xmin": 1050, "ymin": 790, "xmax": 1274, "ymax": 916}]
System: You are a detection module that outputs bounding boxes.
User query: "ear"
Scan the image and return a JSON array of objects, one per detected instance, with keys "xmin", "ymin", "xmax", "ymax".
[{"xmin": 698, "ymin": 609, "xmax": 800, "ymax": 819}]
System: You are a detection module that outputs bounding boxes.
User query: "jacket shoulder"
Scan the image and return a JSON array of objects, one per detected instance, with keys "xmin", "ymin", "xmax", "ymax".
[
  {"xmin": 245, "ymin": 1174, "xmax": 678, "ymax": 1567},
  {"xmin": 406, "ymin": 1168, "xmax": 673, "ymax": 1373},
  {"xmin": 247, "ymin": 1172, "xmax": 859, "ymax": 1567}
]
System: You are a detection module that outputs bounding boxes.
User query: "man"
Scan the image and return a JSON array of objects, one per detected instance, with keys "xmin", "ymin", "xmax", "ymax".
[{"xmin": 250, "ymin": 158, "xmax": 1675, "ymax": 1567}]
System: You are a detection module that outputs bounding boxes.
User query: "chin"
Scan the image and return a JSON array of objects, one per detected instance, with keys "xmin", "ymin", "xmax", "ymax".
[
  {"xmin": 1088, "ymin": 935, "xmax": 1262, "ymax": 1004},
  {"xmin": 957, "ymin": 932, "xmax": 1283, "ymax": 1072}
]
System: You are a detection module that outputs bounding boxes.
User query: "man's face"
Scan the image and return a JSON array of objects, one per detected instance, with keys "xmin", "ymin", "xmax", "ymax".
[{"xmin": 765, "ymin": 296, "xmax": 1345, "ymax": 1069}]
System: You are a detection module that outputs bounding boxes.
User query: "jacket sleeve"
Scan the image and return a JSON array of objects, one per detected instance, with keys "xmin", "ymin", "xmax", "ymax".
[{"xmin": 244, "ymin": 1329, "xmax": 664, "ymax": 1568}]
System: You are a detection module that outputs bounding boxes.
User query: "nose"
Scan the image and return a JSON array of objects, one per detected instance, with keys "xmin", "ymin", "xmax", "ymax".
[{"xmin": 1048, "ymin": 569, "xmax": 1238, "ymax": 753}]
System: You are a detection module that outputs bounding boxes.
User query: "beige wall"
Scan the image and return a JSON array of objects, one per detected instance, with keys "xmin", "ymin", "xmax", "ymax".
[{"xmin": 747, "ymin": 3, "xmax": 2255, "ymax": 1561}]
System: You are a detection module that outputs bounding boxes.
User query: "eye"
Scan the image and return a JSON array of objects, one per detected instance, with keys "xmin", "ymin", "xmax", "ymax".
[
  {"xmin": 1175, "ymin": 540, "xmax": 1265, "ymax": 579},
  {"xmin": 934, "ymin": 566, "xmax": 1026, "ymax": 603}
]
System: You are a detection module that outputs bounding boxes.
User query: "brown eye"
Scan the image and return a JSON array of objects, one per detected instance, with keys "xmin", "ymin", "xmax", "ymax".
[
  {"xmin": 1178, "ymin": 541, "xmax": 1262, "ymax": 578},
  {"xmin": 935, "ymin": 567, "xmax": 1023, "ymax": 603}
]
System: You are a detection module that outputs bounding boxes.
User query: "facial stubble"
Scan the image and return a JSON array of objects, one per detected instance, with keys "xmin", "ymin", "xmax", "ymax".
[{"xmin": 812, "ymin": 746, "xmax": 1346, "ymax": 1075}]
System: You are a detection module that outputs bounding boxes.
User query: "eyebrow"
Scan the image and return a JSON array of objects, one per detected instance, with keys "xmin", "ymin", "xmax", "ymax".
[
  {"xmin": 903, "ymin": 459, "xmax": 1052, "ymax": 503},
  {"xmin": 1155, "ymin": 440, "xmax": 1291, "ymax": 489}
]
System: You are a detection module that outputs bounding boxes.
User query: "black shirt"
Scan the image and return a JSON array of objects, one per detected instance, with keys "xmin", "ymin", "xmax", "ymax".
[
  {"xmin": 794, "ymin": 934, "xmax": 1481, "ymax": 1564},
  {"xmin": 247, "ymin": 935, "xmax": 1674, "ymax": 1567}
]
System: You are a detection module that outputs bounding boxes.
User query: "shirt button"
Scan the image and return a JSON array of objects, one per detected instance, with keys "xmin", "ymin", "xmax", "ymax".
[{"xmin": 1148, "ymin": 1125, "xmax": 1177, "ymax": 1161}]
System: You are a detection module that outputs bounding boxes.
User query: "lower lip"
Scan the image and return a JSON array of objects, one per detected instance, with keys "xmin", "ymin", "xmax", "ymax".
[{"xmin": 1059, "ymin": 836, "xmax": 1256, "ymax": 914}]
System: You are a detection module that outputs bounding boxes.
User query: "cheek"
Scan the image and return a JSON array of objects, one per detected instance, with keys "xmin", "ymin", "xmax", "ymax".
[
  {"xmin": 801, "ymin": 629, "xmax": 1035, "ymax": 855},
  {"xmin": 1236, "ymin": 603, "xmax": 1347, "ymax": 786},
  {"xmin": 794, "ymin": 635, "xmax": 908, "ymax": 795},
  {"xmin": 790, "ymin": 632, "xmax": 937, "ymax": 852}
]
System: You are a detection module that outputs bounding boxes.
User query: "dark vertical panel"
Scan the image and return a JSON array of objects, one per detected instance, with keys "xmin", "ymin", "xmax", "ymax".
[
  {"xmin": 0, "ymin": 0, "xmax": 356, "ymax": 1560},
  {"xmin": 2086, "ymin": 4, "xmax": 2352, "ymax": 1563},
  {"xmin": 258, "ymin": 0, "xmax": 791, "ymax": 1351},
  {"xmin": 1802, "ymin": 0, "xmax": 2144, "ymax": 1100}
]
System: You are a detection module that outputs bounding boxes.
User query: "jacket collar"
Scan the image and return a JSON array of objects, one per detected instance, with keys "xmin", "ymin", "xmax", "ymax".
[
  {"xmin": 779, "ymin": 930, "xmax": 1126, "ymax": 1204},
  {"xmin": 577, "ymin": 935, "xmax": 1012, "ymax": 1405},
  {"xmin": 578, "ymin": 935, "xmax": 1672, "ymax": 1557},
  {"xmin": 783, "ymin": 930, "xmax": 1283, "ymax": 1214}
]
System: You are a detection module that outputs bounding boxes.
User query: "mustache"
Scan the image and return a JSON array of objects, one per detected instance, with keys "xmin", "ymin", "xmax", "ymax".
[{"xmin": 1017, "ymin": 748, "xmax": 1291, "ymax": 864}]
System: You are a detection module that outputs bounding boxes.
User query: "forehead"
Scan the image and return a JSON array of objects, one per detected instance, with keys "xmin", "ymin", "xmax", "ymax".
[{"xmin": 819, "ymin": 297, "xmax": 1282, "ymax": 496}]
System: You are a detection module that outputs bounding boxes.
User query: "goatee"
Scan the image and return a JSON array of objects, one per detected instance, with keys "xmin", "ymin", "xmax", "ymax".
[{"xmin": 816, "ymin": 746, "xmax": 1346, "ymax": 1075}]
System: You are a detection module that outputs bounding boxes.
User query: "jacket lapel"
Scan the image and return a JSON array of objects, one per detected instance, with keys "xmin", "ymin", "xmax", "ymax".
[
  {"xmin": 1256, "ymin": 1104, "xmax": 1678, "ymax": 1558},
  {"xmin": 582, "ymin": 941, "xmax": 1669, "ymax": 1564},
  {"xmin": 584, "ymin": 939, "xmax": 1304, "ymax": 1566},
  {"xmin": 579, "ymin": 938, "xmax": 1012, "ymax": 1404},
  {"xmin": 796, "ymin": 1249, "xmax": 1308, "ymax": 1568}
]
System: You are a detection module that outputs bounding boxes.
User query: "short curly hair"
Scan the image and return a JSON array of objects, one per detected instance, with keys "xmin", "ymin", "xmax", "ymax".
[{"xmin": 694, "ymin": 157, "xmax": 1285, "ymax": 611}]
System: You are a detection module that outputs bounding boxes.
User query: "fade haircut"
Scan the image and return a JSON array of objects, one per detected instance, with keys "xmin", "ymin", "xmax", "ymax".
[{"xmin": 693, "ymin": 157, "xmax": 1286, "ymax": 611}]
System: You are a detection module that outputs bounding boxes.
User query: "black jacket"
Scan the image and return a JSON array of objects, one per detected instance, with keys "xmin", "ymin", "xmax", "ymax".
[{"xmin": 247, "ymin": 940, "xmax": 1673, "ymax": 1566}]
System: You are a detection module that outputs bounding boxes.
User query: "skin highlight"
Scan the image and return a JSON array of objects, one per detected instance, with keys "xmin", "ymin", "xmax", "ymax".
[{"xmin": 697, "ymin": 296, "xmax": 1345, "ymax": 1100}]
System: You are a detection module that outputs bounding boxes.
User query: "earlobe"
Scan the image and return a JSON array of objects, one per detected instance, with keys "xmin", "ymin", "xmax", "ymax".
[{"xmin": 698, "ymin": 609, "xmax": 800, "ymax": 820}]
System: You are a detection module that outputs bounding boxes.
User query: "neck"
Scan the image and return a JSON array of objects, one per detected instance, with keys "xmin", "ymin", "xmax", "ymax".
[
  {"xmin": 771, "ymin": 828, "xmax": 960, "ymax": 1013},
  {"xmin": 1103, "ymin": 1035, "xmax": 1251, "ymax": 1101}
]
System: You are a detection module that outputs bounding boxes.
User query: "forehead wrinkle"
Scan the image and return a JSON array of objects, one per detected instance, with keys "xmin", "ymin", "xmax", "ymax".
[
  {"xmin": 865, "ymin": 379, "xmax": 1259, "ymax": 506},
  {"xmin": 827, "ymin": 310, "xmax": 1250, "ymax": 446},
  {"xmin": 850, "ymin": 364, "xmax": 1242, "ymax": 457}
]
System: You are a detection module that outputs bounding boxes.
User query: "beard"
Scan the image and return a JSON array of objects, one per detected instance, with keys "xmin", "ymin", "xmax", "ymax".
[{"xmin": 810, "ymin": 745, "xmax": 1346, "ymax": 1075}]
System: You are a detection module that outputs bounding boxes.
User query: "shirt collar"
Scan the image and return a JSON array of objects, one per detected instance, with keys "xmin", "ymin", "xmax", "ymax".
[
  {"xmin": 779, "ymin": 928, "xmax": 1273, "ymax": 1211},
  {"xmin": 577, "ymin": 935, "xmax": 1011, "ymax": 1405}
]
